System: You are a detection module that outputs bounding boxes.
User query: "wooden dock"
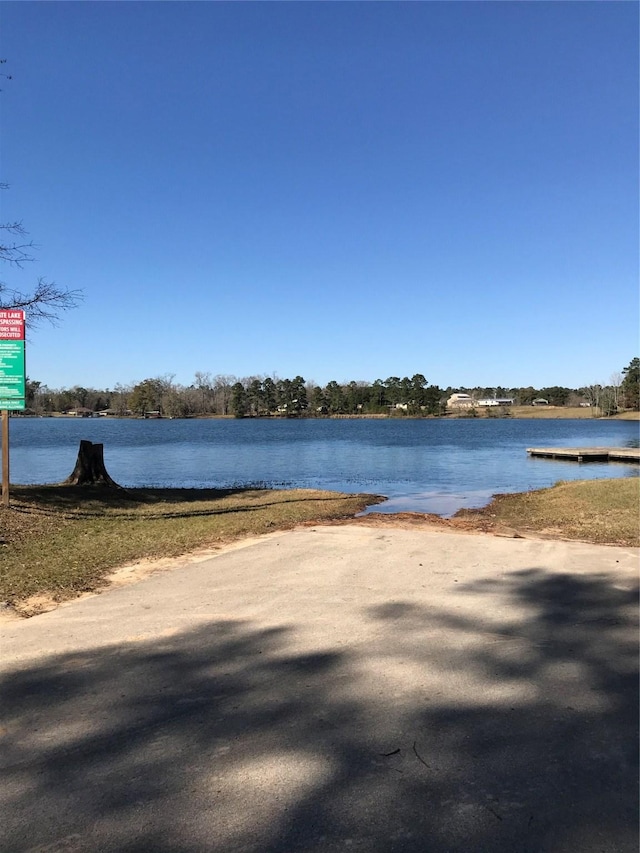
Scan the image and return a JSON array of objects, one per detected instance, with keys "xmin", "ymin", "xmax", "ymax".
[{"xmin": 527, "ymin": 447, "xmax": 640, "ymax": 463}]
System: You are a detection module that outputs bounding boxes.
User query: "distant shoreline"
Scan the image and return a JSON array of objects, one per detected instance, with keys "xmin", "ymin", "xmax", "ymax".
[{"xmin": 13, "ymin": 408, "xmax": 640, "ymax": 421}]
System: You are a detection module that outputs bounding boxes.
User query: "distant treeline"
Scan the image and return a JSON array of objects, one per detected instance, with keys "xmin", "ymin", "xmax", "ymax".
[{"xmin": 24, "ymin": 359, "xmax": 640, "ymax": 417}]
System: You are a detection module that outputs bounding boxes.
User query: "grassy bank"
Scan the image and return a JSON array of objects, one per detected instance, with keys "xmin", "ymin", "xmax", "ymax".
[
  {"xmin": 437, "ymin": 407, "xmax": 638, "ymax": 419},
  {"xmin": 0, "ymin": 486, "xmax": 382, "ymax": 610},
  {"xmin": 455, "ymin": 477, "xmax": 639, "ymax": 546},
  {"xmin": 29, "ymin": 408, "xmax": 640, "ymax": 420},
  {"xmin": 509, "ymin": 406, "xmax": 640, "ymax": 419},
  {"xmin": 509, "ymin": 405, "xmax": 594, "ymax": 418}
]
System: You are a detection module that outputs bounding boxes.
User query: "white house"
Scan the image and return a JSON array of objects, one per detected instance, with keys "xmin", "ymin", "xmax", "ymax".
[
  {"xmin": 477, "ymin": 398, "xmax": 514, "ymax": 407},
  {"xmin": 447, "ymin": 393, "xmax": 475, "ymax": 409}
]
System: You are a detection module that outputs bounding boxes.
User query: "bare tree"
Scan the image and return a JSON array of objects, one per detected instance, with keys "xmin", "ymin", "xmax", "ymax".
[
  {"xmin": 0, "ymin": 275, "xmax": 82, "ymax": 325},
  {"xmin": 194, "ymin": 370, "xmax": 213, "ymax": 413},
  {"xmin": 110, "ymin": 383, "xmax": 132, "ymax": 416},
  {"xmin": 213, "ymin": 375, "xmax": 236, "ymax": 416},
  {"xmin": 1, "ymin": 61, "xmax": 82, "ymax": 324},
  {"xmin": 0, "ymin": 192, "xmax": 82, "ymax": 323},
  {"xmin": 609, "ymin": 372, "xmax": 623, "ymax": 413},
  {"xmin": 585, "ymin": 384, "xmax": 602, "ymax": 416}
]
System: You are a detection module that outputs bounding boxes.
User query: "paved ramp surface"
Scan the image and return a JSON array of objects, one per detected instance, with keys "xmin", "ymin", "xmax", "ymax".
[{"xmin": 1, "ymin": 526, "xmax": 638, "ymax": 852}]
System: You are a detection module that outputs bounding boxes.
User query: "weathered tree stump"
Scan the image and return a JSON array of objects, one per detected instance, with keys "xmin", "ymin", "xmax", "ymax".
[{"xmin": 63, "ymin": 440, "xmax": 122, "ymax": 487}]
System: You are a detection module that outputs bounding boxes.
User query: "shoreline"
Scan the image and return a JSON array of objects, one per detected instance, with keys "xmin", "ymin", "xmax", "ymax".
[
  {"xmin": 12, "ymin": 409, "xmax": 640, "ymax": 421},
  {"xmin": 2, "ymin": 476, "xmax": 637, "ymax": 621}
]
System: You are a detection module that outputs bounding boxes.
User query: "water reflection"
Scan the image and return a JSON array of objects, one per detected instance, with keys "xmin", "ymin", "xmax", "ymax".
[{"xmin": 359, "ymin": 490, "xmax": 498, "ymax": 517}]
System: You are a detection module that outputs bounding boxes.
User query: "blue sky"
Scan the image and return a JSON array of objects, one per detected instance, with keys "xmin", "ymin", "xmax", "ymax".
[{"xmin": 1, "ymin": 2, "xmax": 637, "ymax": 391}]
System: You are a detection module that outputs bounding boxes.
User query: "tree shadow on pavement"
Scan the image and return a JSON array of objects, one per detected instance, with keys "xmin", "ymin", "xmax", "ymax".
[{"xmin": 1, "ymin": 569, "xmax": 637, "ymax": 852}]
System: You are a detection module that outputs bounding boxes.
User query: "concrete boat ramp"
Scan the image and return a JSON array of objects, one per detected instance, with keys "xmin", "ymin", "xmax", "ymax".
[
  {"xmin": 1, "ymin": 525, "xmax": 638, "ymax": 853},
  {"xmin": 527, "ymin": 446, "xmax": 640, "ymax": 463}
]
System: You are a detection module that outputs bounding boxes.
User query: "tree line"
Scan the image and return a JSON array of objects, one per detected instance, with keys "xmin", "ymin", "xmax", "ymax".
[{"xmin": 23, "ymin": 359, "xmax": 640, "ymax": 418}]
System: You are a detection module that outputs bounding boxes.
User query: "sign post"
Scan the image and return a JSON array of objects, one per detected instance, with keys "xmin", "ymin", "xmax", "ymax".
[{"xmin": 0, "ymin": 310, "xmax": 26, "ymax": 506}]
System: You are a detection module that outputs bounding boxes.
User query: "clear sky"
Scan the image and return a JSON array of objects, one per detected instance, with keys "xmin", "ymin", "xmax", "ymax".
[{"xmin": 1, "ymin": 1, "xmax": 638, "ymax": 392}]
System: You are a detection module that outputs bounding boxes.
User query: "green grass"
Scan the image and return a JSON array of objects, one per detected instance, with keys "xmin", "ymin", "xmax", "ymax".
[
  {"xmin": 455, "ymin": 477, "xmax": 640, "ymax": 546},
  {"xmin": 0, "ymin": 486, "xmax": 382, "ymax": 607}
]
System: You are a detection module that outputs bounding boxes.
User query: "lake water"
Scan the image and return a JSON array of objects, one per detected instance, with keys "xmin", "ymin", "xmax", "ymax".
[{"xmin": 7, "ymin": 417, "xmax": 639, "ymax": 515}]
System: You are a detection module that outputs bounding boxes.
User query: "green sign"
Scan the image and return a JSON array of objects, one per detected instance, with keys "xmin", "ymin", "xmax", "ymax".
[{"xmin": 0, "ymin": 341, "xmax": 26, "ymax": 410}]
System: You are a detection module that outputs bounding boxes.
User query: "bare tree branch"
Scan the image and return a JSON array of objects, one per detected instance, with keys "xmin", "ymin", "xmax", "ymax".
[
  {"xmin": 0, "ymin": 278, "xmax": 83, "ymax": 325},
  {"xmin": 0, "ymin": 227, "xmax": 36, "ymax": 267},
  {"xmin": 0, "ymin": 177, "xmax": 83, "ymax": 324},
  {"xmin": 0, "ymin": 59, "xmax": 12, "ymax": 91}
]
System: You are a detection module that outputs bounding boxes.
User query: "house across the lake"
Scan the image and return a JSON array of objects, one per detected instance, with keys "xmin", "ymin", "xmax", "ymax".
[
  {"xmin": 447, "ymin": 393, "xmax": 475, "ymax": 409},
  {"xmin": 64, "ymin": 407, "xmax": 94, "ymax": 418},
  {"xmin": 476, "ymin": 398, "xmax": 514, "ymax": 407}
]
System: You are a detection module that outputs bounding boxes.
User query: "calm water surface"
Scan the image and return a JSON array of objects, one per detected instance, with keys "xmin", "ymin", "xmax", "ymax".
[{"xmin": 8, "ymin": 417, "xmax": 639, "ymax": 515}]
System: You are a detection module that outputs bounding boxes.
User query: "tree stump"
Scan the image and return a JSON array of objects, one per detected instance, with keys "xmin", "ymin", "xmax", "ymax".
[{"xmin": 62, "ymin": 440, "xmax": 122, "ymax": 487}]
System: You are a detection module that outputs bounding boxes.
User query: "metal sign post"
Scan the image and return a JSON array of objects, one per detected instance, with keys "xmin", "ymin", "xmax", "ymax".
[{"xmin": 0, "ymin": 310, "xmax": 26, "ymax": 507}]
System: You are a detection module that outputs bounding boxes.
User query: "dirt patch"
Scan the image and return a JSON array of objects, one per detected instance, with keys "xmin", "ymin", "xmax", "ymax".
[
  {"xmin": 337, "ymin": 511, "xmax": 506, "ymax": 536},
  {"xmin": 9, "ymin": 593, "xmax": 60, "ymax": 619}
]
